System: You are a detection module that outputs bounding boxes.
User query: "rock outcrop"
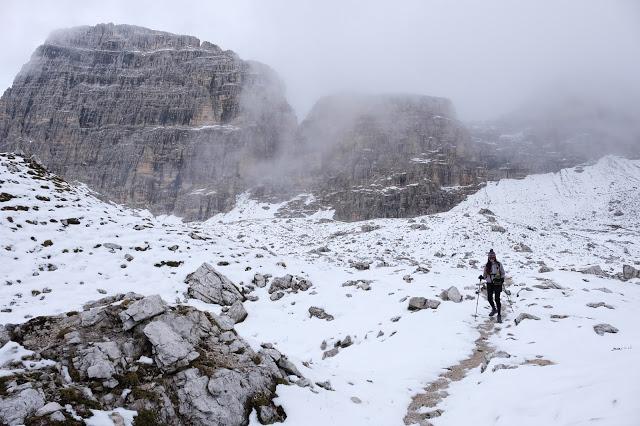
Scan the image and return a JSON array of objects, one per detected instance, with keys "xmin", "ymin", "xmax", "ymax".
[
  {"xmin": 185, "ymin": 262, "xmax": 245, "ymax": 306},
  {"xmin": 0, "ymin": 294, "xmax": 296, "ymax": 425},
  {"xmin": 0, "ymin": 23, "xmax": 296, "ymax": 220},
  {"xmin": 287, "ymin": 94, "xmax": 485, "ymax": 220}
]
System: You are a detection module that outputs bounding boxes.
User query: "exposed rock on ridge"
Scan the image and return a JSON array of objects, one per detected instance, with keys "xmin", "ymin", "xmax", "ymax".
[{"xmin": 0, "ymin": 294, "xmax": 294, "ymax": 425}]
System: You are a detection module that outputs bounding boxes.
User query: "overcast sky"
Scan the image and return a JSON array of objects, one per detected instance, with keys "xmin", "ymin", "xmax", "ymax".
[{"xmin": 1, "ymin": 0, "xmax": 639, "ymax": 121}]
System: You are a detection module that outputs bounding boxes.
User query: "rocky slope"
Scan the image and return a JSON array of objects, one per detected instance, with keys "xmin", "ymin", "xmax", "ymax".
[
  {"xmin": 1, "ymin": 152, "xmax": 639, "ymax": 425},
  {"xmin": 0, "ymin": 23, "xmax": 296, "ymax": 220}
]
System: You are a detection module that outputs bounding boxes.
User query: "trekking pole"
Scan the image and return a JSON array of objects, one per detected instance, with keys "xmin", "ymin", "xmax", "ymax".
[
  {"xmin": 474, "ymin": 277, "xmax": 482, "ymax": 319},
  {"xmin": 504, "ymin": 284, "xmax": 515, "ymax": 311}
]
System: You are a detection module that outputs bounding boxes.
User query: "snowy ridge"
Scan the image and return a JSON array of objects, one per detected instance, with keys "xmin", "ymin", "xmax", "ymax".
[{"xmin": 1, "ymin": 153, "xmax": 639, "ymax": 425}]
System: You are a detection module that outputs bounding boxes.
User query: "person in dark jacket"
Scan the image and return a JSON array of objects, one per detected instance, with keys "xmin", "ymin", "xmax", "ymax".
[{"xmin": 482, "ymin": 249, "xmax": 506, "ymax": 323}]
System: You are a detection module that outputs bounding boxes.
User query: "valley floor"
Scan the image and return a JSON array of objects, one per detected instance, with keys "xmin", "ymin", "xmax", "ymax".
[{"xmin": 1, "ymin": 153, "xmax": 639, "ymax": 425}]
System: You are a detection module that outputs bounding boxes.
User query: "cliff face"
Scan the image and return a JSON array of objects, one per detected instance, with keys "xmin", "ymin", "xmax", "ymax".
[
  {"xmin": 0, "ymin": 23, "xmax": 296, "ymax": 220},
  {"xmin": 289, "ymin": 94, "xmax": 485, "ymax": 220}
]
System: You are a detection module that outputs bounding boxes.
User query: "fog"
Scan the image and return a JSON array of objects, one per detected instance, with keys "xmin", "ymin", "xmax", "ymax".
[{"xmin": 0, "ymin": 0, "xmax": 639, "ymax": 121}]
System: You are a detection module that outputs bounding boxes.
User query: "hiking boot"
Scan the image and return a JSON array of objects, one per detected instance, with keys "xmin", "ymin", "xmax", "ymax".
[
  {"xmin": 489, "ymin": 308, "xmax": 497, "ymax": 317},
  {"xmin": 497, "ymin": 314, "xmax": 502, "ymax": 323}
]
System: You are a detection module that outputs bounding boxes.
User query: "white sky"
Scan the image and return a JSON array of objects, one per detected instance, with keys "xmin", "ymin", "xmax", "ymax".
[{"xmin": 0, "ymin": 0, "xmax": 639, "ymax": 121}]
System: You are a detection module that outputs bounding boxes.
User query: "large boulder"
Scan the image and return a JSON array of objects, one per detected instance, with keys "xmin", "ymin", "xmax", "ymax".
[
  {"xmin": 0, "ymin": 387, "xmax": 45, "ymax": 425},
  {"xmin": 408, "ymin": 297, "xmax": 441, "ymax": 311},
  {"xmin": 440, "ymin": 286, "xmax": 463, "ymax": 303},
  {"xmin": 226, "ymin": 301, "xmax": 249, "ymax": 324},
  {"xmin": 185, "ymin": 263, "xmax": 244, "ymax": 306}
]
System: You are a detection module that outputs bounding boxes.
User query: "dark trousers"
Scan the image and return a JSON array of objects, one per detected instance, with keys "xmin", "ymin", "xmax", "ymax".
[{"xmin": 487, "ymin": 283, "xmax": 502, "ymax": 313}]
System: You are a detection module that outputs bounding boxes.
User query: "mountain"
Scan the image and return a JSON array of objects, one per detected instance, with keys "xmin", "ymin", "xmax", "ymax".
[
  {"xmin": 1, "ymin": 24, "xmax": 638, "ymax": 223},
  {"xmin": 0, "ymin": 23, "xmax": 296, "ymax": 220},
  {"xmin": 0, "ymin": 25, "xmax": 485, "ymax": 221},
  {"xmin": 1, "ymin": 152, "xmax": 639, "ymax": 424},
  {"xmin": 290, "ymin": 94, "xmax": 485, "ymax": 220}
]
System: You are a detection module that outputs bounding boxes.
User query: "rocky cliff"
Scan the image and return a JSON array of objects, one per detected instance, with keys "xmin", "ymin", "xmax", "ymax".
[
  {"xmin": 285, "ymin": 94, "xmax": 486, "ymax": 220},
  {"xmin": 4, "ymin": 24, "xmax": 625, "ymax": 222},
  {"xmin": 0, "ymin": 23, "xmax": 296, "ymax": 220}
]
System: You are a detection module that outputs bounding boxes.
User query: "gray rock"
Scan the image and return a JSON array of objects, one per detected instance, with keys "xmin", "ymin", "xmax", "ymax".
[
  {"xmin": 252, "ymin": 273, "xmax": 268, "ymax": 288},
  {"xmin": 586, "ymin": 302, "xmax": 614, "ymax": 309},
  {"xmin": 338, "ymin": 335, "xmax": 353, "ymax": 348},
  {"xmin": 593, "ymin": 323, "xmax": 619, "ymax": 336},
  {"xmin": 408, "ymin": 297, "xmax": 440, "ymax": 311},
  {"xmin": 491, "ymin": 225, "xmax": 507, "ymax": 233},
  {"xmin": 315, "ymin": 380, "xmax": 334, "ymax": 391},
  {"xmin": 74, "ymin": 343, "xmax": 121, "ymax": 380},
  {"xmin": 256, "ymin": 404, "xmax": 287, "ymax": 424},
  {"xmin": 119, "ymin": 294, "xmax": 167, "ymax": 330},
  {"xmin": 441, "ymin": 286, "xmax": 462, "ymax": 303},
  {"xmin": 185, "ymin": 263, "xmax": 244, "ymax": 306},
  {"xmin": 103, "ymin": 243, "xmax": 122, "ymax": 251},
  {"xmin": 227, "ymin": 301, "xmax": 248, "ymax": 324},
  {"xmin": 581, "ymin": 265, "xmax": 605, "ymax": 276},
  {"xmin": 349, "ymin": 260, "xmax": 371, "ymax": 270},
  {"xmin": 0, "ymin": 324, "xmax": 11, "ymax": 346},
  {"xmin": 538, "ymin": 265, "xmax": 553, "ymax": 273},
  {"xmin": 322, "ymin": 347, "xmax": 340, "ymax": 359},
  {"xmin": 49, "ymin": 411, "xmax": 66, "ymax": 422},
  {"xmin": 35, "ymin": 401, "xmax": 64, "ymax": 416},
  {"xmin": 0, "ymin": 387, "xmax": 45, "ymax": 425},
  {"xmin": 513, "ymin": 242, "xmax": 532, "ymax": 252},
  {"xmin": 342, "ymin": 280, "xmax": 372, "ymax": 291},
  {"xmin": 270, "ymin": 292, "xmax": 285, "ymax": 301},
  {"xmin": 622, "ymin": 264, "xmax": 640, "ymax": 280},
  {"xmin": 143, "ymin": 320, "xmax": 200, "ymax": 372},
  {"xmin": 514, "ymin": 313, "xmax": 541, "ymax": 325},
  {"xmin": 308, "ymin": 306, "xmax": 334, "ymax": 321},
  {"xmin": 277, "ymin": 357, "xmax": 303, "ymax": 377},
  {"xmin": 268, "ymin": 274, "xmax": 312, "ymax": 295}
]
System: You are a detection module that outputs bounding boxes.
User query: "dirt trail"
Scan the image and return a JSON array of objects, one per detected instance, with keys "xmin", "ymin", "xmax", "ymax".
[{"xmin": 403, "ymin": 319, "xmax": 496, "ymax": 425}]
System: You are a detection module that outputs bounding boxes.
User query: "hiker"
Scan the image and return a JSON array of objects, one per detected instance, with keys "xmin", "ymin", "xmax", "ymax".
[{"xmin": 480, "ymin": 249, "xmax": 506, "ymax": 323}]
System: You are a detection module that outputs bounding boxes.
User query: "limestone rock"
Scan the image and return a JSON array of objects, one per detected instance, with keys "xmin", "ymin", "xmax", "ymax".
[
  {"xmin": 35, "ymin": 401, "xmax": 64, "ymax": 417},
  {"xmin": 514, "ymin": 313, "xmax": 541, "ymax": 325},
  {"xmin": 0, "ymin": 387, "xmax": 45, "ymax": 425},
  {"xmin": 3, "ymin": 296, "xmax": 290, "ymax": 425},
  {"xmin": 440, "ymin": 286, "xmax": 463, "ymax": 303},
  {"xmin": 622, "ymin": 264, "xmax": 640, "ymax": 280},
  {"xmin": 227, "ymin": 300, "xmax": 248, "ymax": 324},
  {"xmin": 408, "ymin": 297, "xmax": 440, "ymax": 311},
  {"xmin": 580, "ymin": 265, "xmax": 605, "ymax": 276},
  {"xmin": 593, "ymin": 323, "xmax": 619, "ymax": 335},
  {"xmin": 119, "ymin": 294, "xmax": 167, "ymax": 330},
  {"xmin": 185, "ymin": 263, "xmax": 244, "ymax": 306},
  {"xmin": 308, "ymin": 307, "xmax": 334, "ymax": 321},
  {"xmin": 268, "ymin": 274, "xmax": 312, "ymax": 295},
  {"xmin": 143, "ymin": 320, "xmax": 200, "ymax": 372}
]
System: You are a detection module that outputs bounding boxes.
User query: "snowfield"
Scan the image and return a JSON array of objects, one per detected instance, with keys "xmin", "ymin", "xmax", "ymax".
[{"xmin": 1, "ymin": 152, "xmax": 639, "ymax": 425}]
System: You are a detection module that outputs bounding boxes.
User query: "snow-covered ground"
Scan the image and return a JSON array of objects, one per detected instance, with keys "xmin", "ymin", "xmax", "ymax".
[{"xmin": 1, "ymin": 153, "xmax": 639, "ymax": 425}]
